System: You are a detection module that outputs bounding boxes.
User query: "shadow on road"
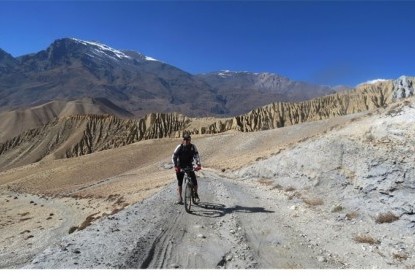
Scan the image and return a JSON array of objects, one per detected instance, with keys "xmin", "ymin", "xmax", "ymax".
[
  {"xmin": 222, "ymin": 204, "xmax": 274, "ymax": 214},
  {"xmin": 190, "ymin": 202, "xmax": 274, "ymax": 218}
]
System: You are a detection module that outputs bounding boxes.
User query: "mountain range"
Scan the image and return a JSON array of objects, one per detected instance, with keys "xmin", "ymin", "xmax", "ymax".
[{"xmin": 0, "ymin": 38, "xmax": 336, "ymax": 117}]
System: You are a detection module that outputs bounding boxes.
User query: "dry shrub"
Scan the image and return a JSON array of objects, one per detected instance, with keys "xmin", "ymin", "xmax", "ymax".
[
  {"xmin": 375, "ymin": 212, "xmax": 399, "ymax": 224},
  {"xmin": 393, "ymin": 252, "xmax": 408, "ymax": 261},
  {"xmin": 110, "ymin": 203, "xmax": 129, "ymax": 215},
  {"xmin": 269, "ymin": 184, "xmax": 283, "ymax": 190},
  {"xmin": 302, "ymin": 197, "xmax": 324, "ymax": 206},
  {"xmin": 331, "ymin": 205, "xmax": 344, "ymax": 213},
  {"xmin": 106, "ymin": 194, "xmax": 119, "ymax": 202},
  {"xmin": 18, "ymin": 212, "xmax": 30, "ymax": 216},
  {"xmin": 258, "ymin": 178, "xmax": 273, "ymax": 186},
  {"xmin": 365, "ymin": 132, "xmax": 375, "ymax": 142},
  {"xmin": 287, "ymin": 191, "xmax": 302, "ymax": 200},
  {"xmin": 113, "ymin": 196, "xmax": 125, "ymax": 206},
  {"xmin": 353, "ymin": 234, "xmax": 379, "ymax": 245},
  {"xmin": 68, "ymin": 226, "xmax": 78, "ymax": 234},
  {"xmin": 346, "ymin": 211, "xmax": 359, "ymax": 220},
  {"xmin": 284, "ymin": 187, "xmax": 296, "ymax": 192},
  {"xmin": 110, "ymin": 208, "xmax": 122, "ymax": 215},
  {"xmin": 78, "ymin": 212, "xmax": 99, "ymax": 230}
]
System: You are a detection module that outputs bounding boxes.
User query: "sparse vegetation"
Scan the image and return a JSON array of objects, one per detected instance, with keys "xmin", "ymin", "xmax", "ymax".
[
  {"xmin": 78, "ymin": 212, "xmax": 99, "ymax": 230},
  {"xmin": 353, "ymin": 234, "xmax": 379, "ymax": 245},
  {"xmin": 113, "ymin": 196, "xmax": 125, "ymax": 206},
  {"xmin": 68, "ymin": 226, "xmax": 78, "ymax": 234},
  {"xmin": 393, "ymin": 251, "xmax": 408, "ymax": 261},
  {"xmin": 346, "ymin": 211, "xmax": 359, "ymax": 220},
  {"xmin": 375, "ymin": 212, "xmax": 399, "ymax": 224},
  {"xmin": 284, "ymin": 186, "xmax": 296, "ymax": 192},
  {"xmin": 287, "ymin": 190, "xmax": 302, "ymax": 200},
  {"xmin": 302, "ymin": 197, "xmax": 324, "ymax": 206},
  {"xmin": 331, "ymin": 204, "xmax": 344, "ymax": 213},
  {"xmin": 18, "ymin": 212, "xmax": 30, "ymax": 216},
  {"xmin": 106, "ymin": 194, "xmax": 119, "ymax": 201},
  {"xmin": 110, "ymin": 208, "xmax": 122, "ymax": 215},
  {"xmin": 365, "ymin": 132, "xmax": 375, "ymax": 142},
  {"xmin": 258, "ymin": 178, "xmax": 273, "ymax": 186}
]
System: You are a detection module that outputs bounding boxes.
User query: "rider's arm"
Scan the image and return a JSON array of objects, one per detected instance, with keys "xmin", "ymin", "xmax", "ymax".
[
  {"xmin": 192, "ymin": 144, "xmax": 201, "ymax": 166},
  {"xmin": 172, "ymin": 144, "xmax": 181, "ymax": 167}
]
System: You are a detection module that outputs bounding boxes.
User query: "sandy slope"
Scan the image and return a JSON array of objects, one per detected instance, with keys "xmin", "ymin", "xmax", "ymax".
[{"xmin": 0, "ymin": 98, "xmax": 132, "ymax": 143}]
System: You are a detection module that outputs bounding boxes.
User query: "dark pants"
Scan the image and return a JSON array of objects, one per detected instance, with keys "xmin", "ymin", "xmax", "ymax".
[{"xmin": 176, "ymin": 171, "xmax": 198, "ymax": 187}]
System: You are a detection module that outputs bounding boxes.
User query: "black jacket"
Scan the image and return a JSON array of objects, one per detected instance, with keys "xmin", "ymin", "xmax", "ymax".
[{"xmin": 172, "ymin": 143, "xmax": 201, "ymax": 168}]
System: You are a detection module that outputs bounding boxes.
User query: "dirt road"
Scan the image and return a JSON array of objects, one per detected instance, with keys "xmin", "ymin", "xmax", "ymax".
[{"xmin": 25, "ymin": 169, "xmax": 347, "ymax": 269}]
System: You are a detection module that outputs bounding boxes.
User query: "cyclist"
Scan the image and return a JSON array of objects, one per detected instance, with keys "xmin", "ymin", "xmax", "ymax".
[{"xmin": 172, "ymin": 133, "xmax": 201, "ymax": 204}]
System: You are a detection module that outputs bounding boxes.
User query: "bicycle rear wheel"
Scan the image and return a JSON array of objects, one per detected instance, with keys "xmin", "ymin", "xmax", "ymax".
[{"xmin": 184, "ymin": 181, "xmax": 192, "ymax": 213}]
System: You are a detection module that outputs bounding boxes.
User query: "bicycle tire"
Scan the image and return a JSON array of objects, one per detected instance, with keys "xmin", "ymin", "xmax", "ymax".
[{"xmin": 184, "ymin": 179, "xmax": 192, "ymax": 213}]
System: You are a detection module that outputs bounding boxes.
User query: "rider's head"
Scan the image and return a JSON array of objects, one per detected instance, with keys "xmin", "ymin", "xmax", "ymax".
[{"xmin": 183, "ymin": 133, "xmax": 191, "ymax": 144}]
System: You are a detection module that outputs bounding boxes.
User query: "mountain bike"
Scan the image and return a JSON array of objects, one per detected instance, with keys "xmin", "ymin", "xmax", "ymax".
[{"xmin": 182, "ymin": 167, "xmax": 200, "ymax": 213}]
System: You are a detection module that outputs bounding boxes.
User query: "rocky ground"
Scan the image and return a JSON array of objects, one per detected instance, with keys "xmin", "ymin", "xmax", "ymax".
[{"xmin": 1, "ymin": 98, "xmax": 415, "ymax": 269}]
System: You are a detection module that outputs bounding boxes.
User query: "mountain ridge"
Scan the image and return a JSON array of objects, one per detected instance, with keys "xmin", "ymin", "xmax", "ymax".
[{"xmin": 0, "ymin": 37, "xmax": 335, "ymax": 117}]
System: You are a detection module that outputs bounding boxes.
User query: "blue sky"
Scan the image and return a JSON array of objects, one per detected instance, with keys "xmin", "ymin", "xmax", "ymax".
[{"xmin": 1, "ymin": 1, "xmax": 414, "ymax": 87}]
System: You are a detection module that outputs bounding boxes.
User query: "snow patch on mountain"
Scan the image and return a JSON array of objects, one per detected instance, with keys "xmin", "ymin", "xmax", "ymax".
[
  {"xmin": 70, "ymin": 38, "xmax": 157, "ymax": 62},
  {"xmin": 357, "ymin": 78, "xmax": 390, "ymax": 86}
]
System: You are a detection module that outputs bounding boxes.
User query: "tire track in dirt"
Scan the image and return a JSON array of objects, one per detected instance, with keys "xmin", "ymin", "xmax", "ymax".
[
  {"xmin": 206, "ymin": 171, "xmax": 345, "ymax": 268},
  {"xmin": 139, "ymin": 171, "xmax": 259, "ymax": 268},
  {"xmin": 24, "ymin": 170, "xmax": 339, "ymax": 268}
]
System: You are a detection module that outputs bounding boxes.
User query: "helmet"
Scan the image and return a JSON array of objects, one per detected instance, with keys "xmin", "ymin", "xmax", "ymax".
[{"xmin": 183, "ymin": 133, "xmax": 191, "ymax": 140}]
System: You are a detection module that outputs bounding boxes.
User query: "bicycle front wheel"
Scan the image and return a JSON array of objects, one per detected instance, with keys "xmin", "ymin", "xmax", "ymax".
[{"xmin": 184, "ymin": 182, "xmax": 192, "ymax": 213}]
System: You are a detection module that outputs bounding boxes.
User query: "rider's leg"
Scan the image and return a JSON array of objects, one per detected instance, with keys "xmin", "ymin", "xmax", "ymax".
[
  {"xmin": 176, "ymin": 172, "xmax": 184, "ymax": 202},
  {"xmin": 178, "ymin": 186, "xmax": 183, "ymax": 200}
]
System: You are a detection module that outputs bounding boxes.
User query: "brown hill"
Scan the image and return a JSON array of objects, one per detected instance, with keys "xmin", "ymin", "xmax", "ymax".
[
  {"xmin": 0, "ymin": 98, "xmax": 133, "ymax": 143},
  {"xmin": 0, "ymin": 112, "xmax": 189, "ymax": 171}
]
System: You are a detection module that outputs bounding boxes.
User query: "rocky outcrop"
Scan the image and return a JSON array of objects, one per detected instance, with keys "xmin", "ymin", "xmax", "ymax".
[
  {"xmin": 393, "ymin": 76, "xmax": 414, "ymax": 99},
  {"xmin": 195, "ymin": 77, "xmax": 413, "ymax": 134},
  {"xmin": 65, "ymin": 113, "xmax": 190, "ymax": 158}
]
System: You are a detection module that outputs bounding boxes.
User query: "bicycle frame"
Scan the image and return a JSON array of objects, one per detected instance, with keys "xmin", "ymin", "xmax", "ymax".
[{"xmin": 182, "ymin": 167, "xmax": 199, "ymax": 213}]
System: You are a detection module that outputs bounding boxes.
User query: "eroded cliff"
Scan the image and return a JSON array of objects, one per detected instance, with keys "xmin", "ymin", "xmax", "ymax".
[{"xmin": 0, "ymin": 77, "xmax": 413, "ymax": 170}]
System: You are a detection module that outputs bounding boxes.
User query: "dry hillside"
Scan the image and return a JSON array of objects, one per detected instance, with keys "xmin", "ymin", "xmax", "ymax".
[{"xmin": 1, "ymin": 77, "xmax": 413, "ymax": 172}]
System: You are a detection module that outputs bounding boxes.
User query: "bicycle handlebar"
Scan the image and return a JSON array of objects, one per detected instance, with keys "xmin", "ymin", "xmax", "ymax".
[{"xmin": 181, "ymin": 166, "xmax": 201, "ymax": 172}]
